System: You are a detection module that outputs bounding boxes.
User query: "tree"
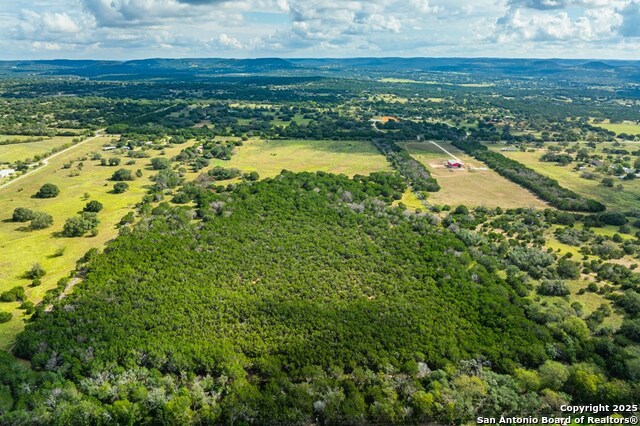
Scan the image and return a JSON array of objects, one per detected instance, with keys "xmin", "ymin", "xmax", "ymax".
[
  {"xmin": 62, "ymin": 213, "xmax": 100, "ymax": 237},
  {"xmin": 599, "ymin": 212, "xmax": 628, "ymax": 226},
  {"xmin": 601, "ymin": 177, "xmax": 615, "ymax": 188},
  {"xmin": 152, "ymin": 169, "xmax": 182, "ymax": 191},
  {"xmin": 538, "ymin": 361, "xmax": 569, "ymax": 391},
  {"xmin": 34, "ymin": 183, "xmax": 60, "ymax": 198},
  {"xmin": 537, "ymin": 280, "xmax": 570, "ymax": 296},
  {"xmin": 111, "ymin": 169, "xmax": 134, "ymax": 181},
  {"xmin": 0, "ymin": 287, "xmax": 26, "ymax": 302},
  {"xmin": 151, "ymin": 157, "xmax": 171, "ymax": 170},
  {"xmin": 83, "ymin": 200, "xmax": 104, "ymax": 213},
  {"xmin": 617, "ymin": 290, "xmax": 640, "ymax": 315},
  {"xmin": 25, "ymin": 263, "xmax": 46, "ymax": 279},
  {"xmin": 12, "ymin": 207, "xmax": 35, "ymax": 222},
  {"xmin": 244, "ymin": 171, "xmax": 260, "ymax": 181},
  {"xmin": 209, "ymin": 167, "xmax": 241, "ymax": 181},
  {"xmin": 30, "ymin": 212, "xmax": 54, "ymax": 230},
  {"xmin": 620, "ymin": 319, "xmax": 640, "ymax": 342},
  {"xmin": 113, "ymin": 182, "xmax": 129, "ymax": 194},
  {"xmin": 556, "ymin": 259, "xmax": 580, "ymax": 279},
  {"xmin": 0, "ymin": 312, "xmax": 11, "ymax": 324}
]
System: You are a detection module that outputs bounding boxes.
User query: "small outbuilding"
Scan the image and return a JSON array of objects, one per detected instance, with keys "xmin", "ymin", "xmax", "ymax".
[{"xmin": 446, "ymin": 159, "xmax": 464, "ymax": 169}]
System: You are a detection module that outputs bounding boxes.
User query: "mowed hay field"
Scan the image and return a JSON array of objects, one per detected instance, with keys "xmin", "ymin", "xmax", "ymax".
[
  {"xmin": 0, "ymin": 136, "xmax": 78, "ymax": 164},
  {"xmin": 591, "ymin": 120, "xmax": 640, "ymax": 135},
  {"xmin": 213, "ymin": 139, "xmax": 392, "ymax": 178},
  {"xmin": 0, "ymin": 136, "xmax": 199, "ymax": 349},
  {"xmin": 488, "ymin": 144, "xmax": 640, "ymax": 210},
  {"xmin": 401, "ymin": 141, "xmax": 548, "ymax": 208}
]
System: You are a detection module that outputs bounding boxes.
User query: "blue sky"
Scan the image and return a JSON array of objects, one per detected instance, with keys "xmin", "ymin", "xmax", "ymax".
[{"xmin": 1, "ymin": 0, "xmax": 639, "ymax": 60}]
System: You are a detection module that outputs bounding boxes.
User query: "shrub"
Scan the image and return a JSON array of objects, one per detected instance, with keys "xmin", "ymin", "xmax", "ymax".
[
  {"xmin": 113, "ymin": 182, "xmax": 129, "ymax": 194},
  {"xmin": 34, "ymin": 183, "xmax": 60, "ymax": 198},
  {"xmin": 0, "ymin": 286, "xmax": 26, "ymax": 303},
  {"xmin": 243, "ymin": 171, "xmax": 260, "ymax": 181},
  {"xmin": 151, "ymin": 157, "xmax": 172, "ymax": 170},
  {"xmin": 19, "ymin": 301, "xmax": 35, "ymax": 314},
  {"xmin": 111, "ymin": 169, "xmax": 134, "ymax": 181},
  {"xmin": 0, "ymin": 312, "xmax": 11, "ymax": 323},
  {"xmin": 599, "ymin": 212, "xmax": 628, "ymax": 226},
  {"xmin": 556, "ymin": 259, "xmax": 580, "ymax": 279},
  {"xmin": 208, "ymin": 167, "xmax": 242, "ymax": 181},
  {"xmin": 620, "ymin": 319, "xmax": 640, "ymax": 341},
  {"xmin": 30, "ymin": 212, "xmax": 53, "ymax": 230},
  {"xmin": 537, "ymin": 280, "xmax": 570, "ymax": 297},
  {"xmin": 62, "ymin": 212, "xmax": 100, "ymax": 237},
  {"xmin": 601, "ymin": 177, "xmax": 615, "ymax": 188},
  {"xmin": 25, "ymin": 263, "xmax": 46, "ymax": 279},
  {"xmin": 12, "ymin": 207, "xmax": 35, "ymax": 222},
  {"xmin": 83, "ymin": 200, "xmax": 104, "ymax": 213}
]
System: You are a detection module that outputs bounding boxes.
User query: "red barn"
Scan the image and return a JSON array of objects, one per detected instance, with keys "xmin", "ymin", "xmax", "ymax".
[{"xmin": 446, "ymin": 159, "xmax": 464, "ymax": 169}]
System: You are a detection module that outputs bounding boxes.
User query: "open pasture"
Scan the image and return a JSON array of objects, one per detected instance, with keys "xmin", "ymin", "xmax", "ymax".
[
  {"xmin": 488, "ymin": 144, "xmax": 640, "ymax": 210},
  {"xmin": 401, "ymin": 141, "xmax": 548, "ymax": 208},
  {"xmin": 591, "ymin": 120, "xmax": 640, "ymax": 136},
  {"xmin": 0, "ymin": 136, "xmax": 77, "ymax": 164},
  {"xmin": 214, "ymin": 139, "xmax": 392, "ymax": 178}
]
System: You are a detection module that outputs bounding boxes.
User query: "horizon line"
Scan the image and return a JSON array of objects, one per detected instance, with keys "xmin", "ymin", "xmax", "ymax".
[{"xmin": 1, "ymin": 55, "xmax": 639, "ymax": 63}]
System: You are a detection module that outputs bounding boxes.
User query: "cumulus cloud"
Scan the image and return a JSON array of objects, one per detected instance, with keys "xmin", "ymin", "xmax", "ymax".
[
  {"xmin": 495, "ymin": 8, "xmax": 621, "ymax": 42},
  {"xmin": 261, "ymin": 0, "xmax": 441, "ymax": 51},
  {"xmin": 619, "ymin": 1, "xmax": 640, "ymax": 36},
  {"xmin": 81, "ymin": 0, "xmax": 198, "ymax": 27},
  {"xmin": 211, "ymin": 33, "xmax": 244, "ymax": 49},
  {"xmin": 508, "ymin": 0, "xmax": 627, "ymax": 9},
  {"xmin": 32, "ymin": 41, "xmax": 63, "ymax": 51},
  {"xmin": 493, "ymin": 0, "xmax": 633, "ymax": 43},
  {"xmin": 16, "ymin": 11, "xmax": 80, "ymax": 38}
]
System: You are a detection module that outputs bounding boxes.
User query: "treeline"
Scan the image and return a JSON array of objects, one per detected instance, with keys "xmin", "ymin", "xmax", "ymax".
[
  {"xmin": 372, "ymin": 138, "xmax": 440, "ymax": 192},
  {"xmin": 452, "ymin": 139, "xmax": 606, "ymax": 212}
]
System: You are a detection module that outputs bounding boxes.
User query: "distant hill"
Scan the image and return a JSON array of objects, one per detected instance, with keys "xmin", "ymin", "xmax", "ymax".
[{"xmin": 0, "ymin": 57, "xmax": 638, "ymax": 83}]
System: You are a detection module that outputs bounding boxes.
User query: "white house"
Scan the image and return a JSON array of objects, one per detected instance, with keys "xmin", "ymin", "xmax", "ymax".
[{"xmin": 0, "ymin": 169, "xmax": 15, "ymax": 178}]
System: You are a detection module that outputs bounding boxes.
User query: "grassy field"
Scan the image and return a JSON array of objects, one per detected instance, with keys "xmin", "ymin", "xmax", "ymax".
[
  {"xmin": 487, "ymin": 145, "xmax": 640, "ymax": 210},
  {"xmin": 591, "ymin": 120, "xmax": 640, "ymax": 135},
  {"xmin": 379, "ymin": 78, "xmax": 494, "ymax": 88},
  {"xmin": 213, "ymin": 139, "xmax": 391, "ymax": 178},
  {"xmin": 0, "ymin": 137, "xmax": 200, "ymax": 349},
  {"xmin": 393, "ymin": 189, "xmax": 425, "ymax": 210},
  {"xmin": 0, "ymin": 136, "xmax": 78, "ymax": 164},
  {"xmin": 400, "ymin": 141, "xmax": 548, "ymax": 208}
]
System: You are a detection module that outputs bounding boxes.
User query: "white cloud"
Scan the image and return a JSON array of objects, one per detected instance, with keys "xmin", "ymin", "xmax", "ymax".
[
  {"xmin": 619, "ymin": 1, "xmax": 640, "ymax": 36},
  {"xmin": 212, "ymin": 33, "xmax": 243, "ymax": 49},
  {"xmin": 261, "ymin": 0, "xmax": 442, "ymax": 51},
  {"xmin": 494, "ymin": 0, "xmax": 630, "ymax": 43},
  {"xmin": 3, "ymin": 0, "xmax": 640, "ymax": 59},
  {"xmin": 32, "ymin": 41, "xmax": 63, "ymax": 51},
  {"xmin": 17, "ymin": 11, "xmax": 80, "ymax": 38}
]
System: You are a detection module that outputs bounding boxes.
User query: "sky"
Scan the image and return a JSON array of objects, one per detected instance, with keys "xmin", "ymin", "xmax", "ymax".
[{"xmin": 1, "ymin": 0, "xmax": 639, "ymax": 60}]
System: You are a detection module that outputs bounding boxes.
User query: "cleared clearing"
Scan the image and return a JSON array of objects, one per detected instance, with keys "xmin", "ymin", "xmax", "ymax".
[
  {"xmin": 213, "ymin": 139, "xmax": 392, "ymax": 178},
  {"xmin": 401, "ymin": 141, "xmax": 548, "ymax": 208},
  {"xmin": 591, "ymin": 120, "xmax": 640, "ymax": 135},
  {"xmin": 488, "ymin": 145, "xmax": 640, "ymax": 210},
  {"xmin": 393, "ymin": 189, "xmax": 425, "ymax": 210},
  {"xmin": 0, "ymin": 136, "xmax": 78, "ymax": 164}
]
